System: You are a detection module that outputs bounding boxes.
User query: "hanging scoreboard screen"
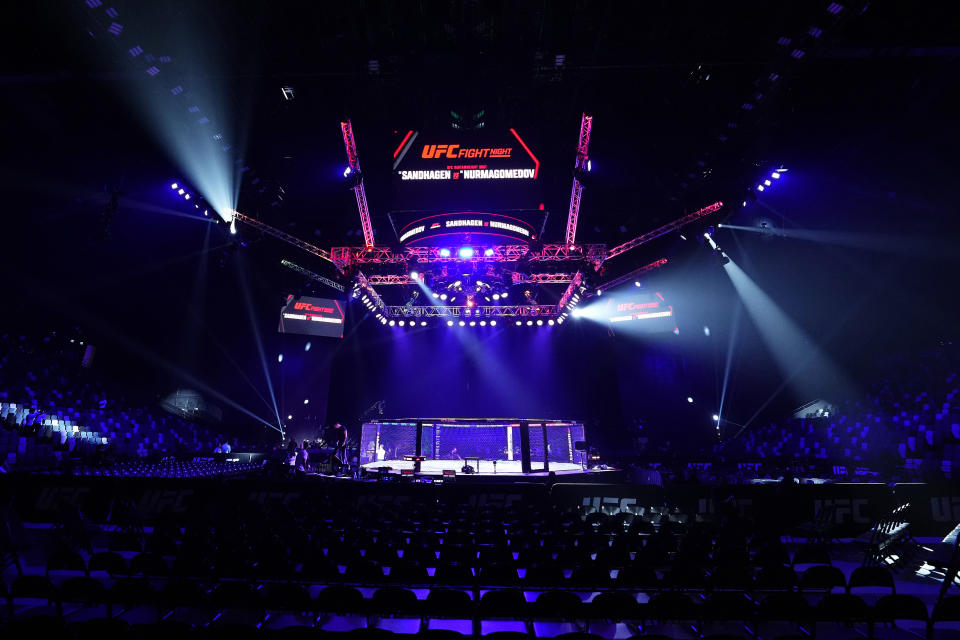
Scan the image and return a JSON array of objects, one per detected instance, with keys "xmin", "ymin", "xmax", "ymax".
[
  {"xmin": 391, "ymin": 127, "xmax": 543, "ymax": 212},
  {"xmin": 278, "ymin": 295, "xmax": 345, "ymax": 339},
  {"xmin": 389, "ymin": 209, "xmax": 548, "ymax": 246},
  {"xmin": 601, "ymin": 291, "xmax": 676, "ymax": 333}
]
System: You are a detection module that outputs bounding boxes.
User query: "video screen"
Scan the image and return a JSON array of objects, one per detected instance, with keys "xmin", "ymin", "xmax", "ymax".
[
  {"xmin": 278, "ymin": 295, "xmax": 345, "ymax": 339},
  {"xmin": 600, "ymin": 291, "xmax": 676, "ymax": 333}
]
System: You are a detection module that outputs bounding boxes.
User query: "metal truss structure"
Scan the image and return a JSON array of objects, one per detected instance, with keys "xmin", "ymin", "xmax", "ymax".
[
  {"xmin": 605, "ymin": 201, "xmax": 723, "ymax": 261},
  {"xmin": 331, "ymin": 243, "xmax": 608, "ymax": 270},
  {"xmin": 512, "ymin": 272, "xmax": 577, "ymax": 284},
  {"xmin": 229, "ymin": 209, "xmax": 332, "ymax": 263},
  {"xmin": 383, "ymin": 304, "xmax": 559, "ymax": 319},
  {"xmin": 556, "ymin": 271, "xmax": 585, "ymax": 313},
  {"xmin": 565, "ymin": 113, "xmax": 593, "ymax": 247},
  {"xmin": 280, "ymin": 259, "xmax": 344, "ymax": 292},
  {"xmin": 595, "ymin": 258, "xmax": 668, "ymax": 293},
  {"xmin": 366, "ymin": 274, "xmax": 415, "ymax": 286},
  {"xmin": 341, "ymin": 120, "xmax": 375, "ymax": 248},
  {"xmin": 355, "ymin": 271, "xmax": 387, "ymax": 313}
]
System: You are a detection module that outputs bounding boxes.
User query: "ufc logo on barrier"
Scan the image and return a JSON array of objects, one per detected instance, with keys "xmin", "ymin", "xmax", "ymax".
[
  {"xmin": 35, "ymin": 487, "xmax": 90, "ymax": 510},
  {"xmin": 138, "ymin": 489, "xmax": 192, "ymax": 513},
  {"xmin": 930, "ymin": 497, "xmax": 960, "ymax": 522},
  {"xmin": 814, "ymin": 498, "xmax": 871, "ymax": 524}
]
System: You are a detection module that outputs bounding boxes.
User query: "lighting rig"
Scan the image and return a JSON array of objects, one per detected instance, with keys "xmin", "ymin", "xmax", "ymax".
[{"xmin": 220, "ymin": 114, "xmax": 726, "ymax": 328}]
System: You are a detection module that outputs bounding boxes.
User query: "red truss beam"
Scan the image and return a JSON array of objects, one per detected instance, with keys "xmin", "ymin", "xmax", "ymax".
[
  {"xmin": 340, "ymin": 120, "xmax": 375, "ymax": 248},
  {"xmin": 605, "ymin": 201, "xmax": 723, "ymax": 262},
  {"xmin": 595, "ymin": 258, "xmax": 668, "ymax": 292},
  {"xmin": 556, "ymin": 271, "xmax": 585, "ymax": 313},
  {"xmin": 512, "ymin": 272, "xmax": 577, "ymax": 284},
  {"xmin": 565, "ymin": 113, "xmax": 593, "ymax": 247},
  {"xmin": 366, "ymin": 274, "xmax": 414, "ymax": 286},
  {"xmin": 330, "ymin": 243, "xmax": 607, "ymax": 270},
  {"xmin": 354, "ymin": 271, "xmax": 387, "ymax": 313},
  {"xmin": 383, "ymin": 304, "xmax": 559, "ymax": 318},
  {"xmin": 228, "ymin": 209, "xmax": 332, "ymax": 264}
]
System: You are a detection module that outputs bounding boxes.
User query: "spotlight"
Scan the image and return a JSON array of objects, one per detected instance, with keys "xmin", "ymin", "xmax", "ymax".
[
  {"xmin": 432, "ymin": 292, "xmax": 439, "ymax": 298},
  {"xmin": 548, "ymin": 319, "xmax": 555, "ymax": 326},
  {"xmin": 204, "ymin": 209, "xmax": 209, "ymax": 216},
  {"xmin": 278, "ymin": 354, "xmax": 283, "ymax": 363},
  {"xmin": 343, "ymin": 166, "xmax": 352, "ymax": 178},
  {"xmin": 516, "ymin": 321, "xmax": 522, "ymax": 326},
  {"xmin": 484, "ymin": 248, "xmax": 494, "ymax": 257},
  {"xmin": 687, "ymin": 397, "xmax": 694, "ymax": 403},
  {"xmin": 572, "ymin": 308, "xmax": 583, "ymax": 318},
  {"xmin": 596, "ymin": 289, "xmax": 602, "ymax": 296},
  {"xmin": 703, "ymin": 326, "xmax": 711, "ymax": 336},
  {"xmin": 380, "ymin": 318, "xmax": 387, "ymax": 324},
  {"xmin": 469, "ymin": 321, "xmax": 476, "ymax": 326},
  {"xmin": 527, "ymin": 320, "xmax": 533, "ymax": 326},
  {"xmin": 479, "ymin": 321, "xmax": 486, "ymax": 326},
  {"xmin": 170, "ymin": 183, "xmax": 178, "ymax": 189},
  {"xmin": 440, "ymin": 293, "xmax": 448, "ymax": 301},
  {"xmin": 304, "ymin": 398, "xmax": 310, "ymax": 405},
  {"xmin": 439, "ymin": 248, "xmax": 451, "ymax": 258},
  {"xmin": 447, "ymin": 320, "xmax": 454, "ymax": 327},
  {"xmin": 305, "ymin": 342, "xmax": 311, "ymax": 351},
  {"xmin": 398, "ymin": 321, "xmax": 405, "ymax": 327},
  {"xmin": 490, "ymin": 320, "xmax": 496, "ymax": 327},
  {"xmin": 501, "ymin": 291, "xmax": 508, "ymax": 298},
  {"xmin": 420, "ymin": 321, "xmax": 427, "ymax": 326},
  {"xmin": 184, "ymin": 194, "xmax": 191, "ymax": 200},
  {"xmin": 410, "ymin": 271, "xmax": 419, "ymax": 281},
  {"xmin": 763, "ymin": 179, "xmax": 771, "ymax": 186},
  {"xmin": 634, "ymin": 281, "xmax": 642, "ymax": 287},
  {"xmin": 756, "ymin": 184, "xmax": 764, "ymax": 192},
  {"xmin": 177, "ymin": 188, "xmax": 185, "ymax": 195},
  {"xmin": 287, "ymin": 415, "xmax": 292, "ymax": 420},
  {"xmin": 459, "ymin": 246, "xmax": 475, "ymax": 259},
  {"xmin": 229, "ymin": 218, "xmax": 237, "ymax": 235},
  {"xmin": 492, "ymin": 293, "xmax": 500, "ymax": 300},
  {"xmin": 389, "ymin": 320, "xmax": 395, "ymax": 326},
  {"xmin": 557, "ymin": 317, "xmax": 564, "ymax": 324},
  {"xmin": 459, "ymin": 320, "xmax": 466, "ymax": 326},
  {"xmin": 771, "ymin": 171, "xmax": 781, "ymax": 179},
  {"xmin": 536, "ymin": 320, "xmax": 543, "ymax": 326},
  {"xmin": 587, "ymin": 159, "xmax": 592, "ymax": 172},
  {"xmin": 712, "ymin": 414, "xmax": 720, "ymax": 421}
]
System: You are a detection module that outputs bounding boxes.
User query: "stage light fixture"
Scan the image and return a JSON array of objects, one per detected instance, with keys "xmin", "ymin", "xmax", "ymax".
[
  {"xmin": 380, "ymin": 318, "xmax": 387, "ymax": 324},
  {"xmin": 548, "ymin": 319, "xmax": 555, "ymax": 326},
  {"xmin": 490, "ymin": 320, "xmax": 497, "ymax": 326},
  {"xmin": 278, "ymin": 354, "xmax": 283, "ymax": 363},
  {"xmin": 492, "ymin": 293, "xmax": 500, "ymax": 300},
  {"xmin": 420, "ymin": 321, "xmax": 427, "ymax": 327},
  {"xmin": 177, "ymin": 188, "xmax": 185, "ymax": 195},
  {"xmin": 527, "ymin": 320, "xmax": 533, "ymax": 326},
  {"xmin": 439, "ymin": 248, "xmax": 451, "ymax": 257},
  {"xmin": 596, "ymin": 289, "xmax": 602, "ymax": 296},
  {"xmin": 229, "ymin": 218, "xmax": 237, "ymax": 235},
  {"xmin": 447, "ymin": 320, "xmax": 454, "ymax": 327},
  {"xmin": 756, "ymin": 184, "xmax": 764, "ymax": 191},
  {"xmin": 305, "ymin": 342, "xmax": 311, "ymax": 351},
  {"xmin": 572, "ymin": 308, "xmax": 582, "ymax": 318},
  {"xmin": 634, "ymin": 281, "xmax": 642, "ymax": 287},
  {"xmin": 287, "ymin": 415, "xmax": 292, "ymax": 420},
  {"xmin": 439, "ymin": 293, "xmax": 448, "ymax": 301},
  {"xmin": 204, "ymin": 209, "xmax": 209, "ymax": 216},
  {"xmin": 398, "ymin": 321, "xmax": 405, "ymax": 327},
  {"xmin": 479, "ymin": 321, "xmax": 486, "ymax": 326},
  {"xmin": 432, "ymin": 292, "xmax": 439, "ymax": 298},
  {"xmin": 501, "ymin": 291, "xmax": 508, "ymax": 298},
  {"xmin": 184, "ymin": 194, "xmax": 191, "ymax": 200},
  {"xmin": 484, "ymin": 248, "xmax": 494, "ymax": 257},
  {"xmin": 713, "ymin": 414, "xmax": 720, "ymax": 421},
  {"xmin": 557, "ymin": 317, "xmax": 564, "ymax": 325},
  {"xmin": 516, "ymin": 320, "xmax": 522, "ymax": 326},
  {"xmin": 343, "ymin": 166, "xmax": 352, "ymax": 178},
  {"xmin": 171, "ymin": 183, "xmax": 178, "ymax": 189},
  {"xmin": 410, "ymin": 271, "xmax": 419, "ymax": 281},
  {"xmin": 459, "ymin": 246, "xmax": 475, "ymax": 259},
  {"xmin": 704, "ymin": 326, "xmax": 711, "ymax": 336},
  {"xmin": 389, "ymin": 320, "xmax": 395, "ymax": 326},
  {"xmin": 470, "ymin": 321, "xmax": 476, "ymax": 326},
  {"xmin": 687, "ymin": 397, "xmax": 694, "ymax": 403},
  {"xmin": 771, "ymin": 172, "xmax": 781, "ymax": 179},
  {"xmin": 304, "ymin": 398, "xmax": 310, "ymax": 404},
  {"xmin": 459, "ymin": 320, "xmax": 466, "ymax": 327},
  {"xmin": 537, "ymin": 320, "xmax": 543, "ymax": 326},
  {"xmin": 764, "ymin": 179, "xmax": 771, "ymax": 186}
]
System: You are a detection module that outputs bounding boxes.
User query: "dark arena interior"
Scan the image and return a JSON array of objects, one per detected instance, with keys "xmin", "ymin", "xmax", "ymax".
[{"xmin": 2, "ymin": 1, "xmax": 960, "ymax": 638}]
